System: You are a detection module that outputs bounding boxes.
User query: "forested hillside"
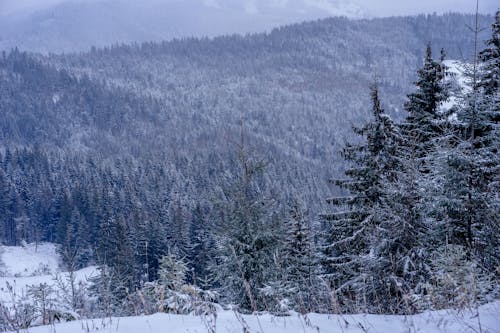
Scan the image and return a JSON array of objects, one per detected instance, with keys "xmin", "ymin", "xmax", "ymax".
[{"xmin": 0, "ymin": 12, "xmax": 498, "ymax": 327}]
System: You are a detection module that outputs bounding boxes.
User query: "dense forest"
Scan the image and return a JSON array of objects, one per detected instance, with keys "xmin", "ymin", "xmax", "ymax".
[{"xmin": 0, "ymin": 12, "xmax": 498, "ymax": 325}]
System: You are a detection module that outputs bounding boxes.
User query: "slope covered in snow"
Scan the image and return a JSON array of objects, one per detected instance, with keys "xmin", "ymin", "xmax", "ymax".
[
  {"xmin": 9, "ymin": 301, "xmax": 500, "ymax": 333},
  {"xmin": 0, "ymin": 243, "xmax": 97, "ymax": 308},
  {"xmin": 0, "ymin": 243, "xmax": 59, "ymax": 277}
]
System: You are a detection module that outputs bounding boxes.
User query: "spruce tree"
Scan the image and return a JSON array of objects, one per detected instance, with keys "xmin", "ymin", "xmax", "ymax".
[
  {"xmin": 282, "ymin": 199, "xmax": 322, "ymax": 313},
  {"xmin": 0, "ymin": 170, "xmax": 13, "ymax": 244},
  {"xmin": 421, "ymin": 13, "xmax": 499, "ymax": 309},
  {"xmin": 322, "ymin": 85, "xmax": 404, "ymax": 313},
  {"xmin": 444, "ymin": 11, "xmax": 500, "ymax": 270},
  {"xmin": 401, "ymin": 44, "xmax": 450, "ymax": 166},
  {"xmin": 95, "ymin": 216, "xmax": 135, "ymax": 307},
  {"xmin": 389, "ymin": 45, "xmax": 453, "ymax": 311},
  {"xmin": 210, "ymin": 137, "xmax": 278, "ymax": 312}
]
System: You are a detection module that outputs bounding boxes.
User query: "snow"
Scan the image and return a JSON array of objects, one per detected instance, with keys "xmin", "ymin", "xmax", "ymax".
[
  {"xmin": 0, "ymin": 243, "xmax": 59, "ymax": 277},
  {"xmin": 1, "ymin": 243, "xmax": 498, "ymax": 333},
  {"xmin": 12, "ymin": 302, "xmax": 500, "ymax": 333},
  {"xmin": 0, "ymin": 243, "xmax": 97, "ymax": 307},
  {"xmin": 443, "ymin": 60, "xmax": 467, "ymax": 87},
  {"xmin": 440, "ymin": 60, "xmax": 466, "ymax": 113}
]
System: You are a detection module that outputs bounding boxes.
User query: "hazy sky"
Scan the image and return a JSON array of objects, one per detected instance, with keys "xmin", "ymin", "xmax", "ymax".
[
  {"xmin": 1, "ymin": 0, "xmax": 497, "ymax": 17},
  {"xmin": 353, "ymin": 0, "xmax": 497, "ymax": 17}
]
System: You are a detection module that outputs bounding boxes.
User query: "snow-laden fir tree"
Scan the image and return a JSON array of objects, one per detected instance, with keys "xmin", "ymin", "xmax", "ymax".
[
  {"xmin": 397, "ymin": 45, "xmax": 450, "ymax": 258},
  {"xmin": 210, "ymin": 136, "xmax": 280, "ymax": 312},
  {"xmin": 401, "ymin": 44, "xmax": 450, "ymax": 167},
  {"xmin": 322, "ymin": 84, "xmax": 406, "ymax": 313},
  {"xmin": 474, "ymin": 12, "xmax": 500, "ymax": 273},
  {"xmin": 91, "ymin": 216, "xmax": 136, "ymax": 316},
  {"xmin": 27, "ymin": 283, "xmax": 56, "ymax": 325},
  {"xmin": 281, "ymin": 198, "xmax": 323, "ymax": 313},
  {"xmin": 438, "ymin": 11, "xmax": 499, "ymax": 273},
  {"xmin": 417, "ymin": 12, "xmax": 499, "ymax": 310},
  {"xmin": 389, "ymin": 45, "xmax": 454, "ymax": 311}
]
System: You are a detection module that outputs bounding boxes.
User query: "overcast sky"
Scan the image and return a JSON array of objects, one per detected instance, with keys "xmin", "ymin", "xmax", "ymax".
[
  {"xmin": 353, "ymin": 0, "xmax": 497, "ymax": 17},
  {"xmin": 1, "ymin": 0, "xmax": 497, "ymax": 17}
]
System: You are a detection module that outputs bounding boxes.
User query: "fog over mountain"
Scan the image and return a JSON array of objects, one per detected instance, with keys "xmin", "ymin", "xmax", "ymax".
[{"xmin": 0, "ymin": 0, "xmax": 497, "ymax": 53}]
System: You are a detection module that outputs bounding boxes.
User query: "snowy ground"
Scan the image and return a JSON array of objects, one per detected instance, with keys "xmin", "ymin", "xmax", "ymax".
[
  {"xmin": 1, "ymin": 244, "xmax": 498, "ymax": 333},
  {"xmin": 11, "ymin": 302, "xmax": 500, "ymax": 333},
  {"xmin": 0, "ymin": 243, "xmax": 97, "ymax": 306},
  {"xmin": 0, "ymin": 243, "xmax": 59, "ymax": 277}
]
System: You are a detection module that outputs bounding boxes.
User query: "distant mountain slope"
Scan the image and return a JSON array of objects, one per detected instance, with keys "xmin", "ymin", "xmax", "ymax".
[
  {"xmin": 40, "ymin": 13, "xmax": 492, "ymax": 160},
  {"xmin": 0, "ymin": 13, "xmax": 494, "ymax": 248},
  {"xmin": 0, "ymin": 0, "xmax": 365, "ymax": 53}
]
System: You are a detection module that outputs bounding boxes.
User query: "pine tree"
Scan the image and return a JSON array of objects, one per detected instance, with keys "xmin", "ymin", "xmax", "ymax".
[
  {"xmin": 27, "ymin": 283, "xmax": 56, "ymax": 325},
  {"xmin": 421, "ymin": 12, "xmax": 499, "ymax": 310},
  {"xmin": 187, "ymin": 204, "xmax": 215, "ymax": 287},
  {"xmin": 0, "ymin": 170, "xmax": 14, "ymax": 244},
  {"xmin": 479, "ymin": 11, "xmax": 500, "ymax": 97},
  {"xmin": 322, "ymin": 84, "xmax": 404, "ymax": 313},
  {"xmin": 210, "ymin": 136, "xmax": 278, "ymax": 312},
  {"xmin": 282, "ymin": 199, "xmax": 322, "ymax": 313},
  {"xmin": 443, "ymin": 11, "xmax": 500, "ymax": 271},
  {"xmin": 158, "ymin": 253, "xmax": 188, "ymax": 293},
  {"xmin": 130, "ymin": 212, "xmax": 167, "ymax": 283},
  {"xmin": 473, "ymin": 11, "xmax": 500, "ymax": 272},
  {"xmin": 95, "ymin": 216, "xmax": 135, "ymax": 306},
  {"xmin": 388, "ymin": 45, "xmax": 453, "ymax": 311},
  {"xmin": 401, "ymin": 44, "xmax": 450, "ymax": 166}
]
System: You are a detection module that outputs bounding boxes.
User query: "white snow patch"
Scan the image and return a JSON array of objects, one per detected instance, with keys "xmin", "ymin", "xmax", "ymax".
[
  {"xmin": 10, "ymin": 301, "xmax": 500, "ymax": 333},
  {"xmin": 441, "ymin": 60, "xmax": 467, "ymax": 113},
  {"xmin": 1, "ymin": 242, "xmax": 59, "ymax": 277},
  {"xmin": 0, "ymin": 243, "xmax": 97, "ymax": 307},
  {"xmin": 52, "ymin": 93, "xmax": 61, "ymax": 104}
]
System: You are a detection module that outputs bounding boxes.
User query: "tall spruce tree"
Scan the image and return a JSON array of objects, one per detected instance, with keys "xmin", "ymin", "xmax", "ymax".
[
  {"xmin": 282, "ymin": 199, "xmax": 322, "ymax": 313},
  {"xmin": 390, "ymin": 45, "xmax": 453, "ymax": 311},
  {"xmin": 420, "ymin": 12, "xmax": 500, "ymax": 310},
  {"xmin": 322, "ymin": 85, "xmax": 404, "ymax": 313},
  {"xmin": 0, "ymin": 170, "xmax": 13, "ymax": 244},
  {"xmin": 443, "ymin": 11, "xmax": 500, "ymax": 270},
  {"xmin": 210, "ymin": 136, "xmax": 279, "ymax": 312},
  {"xmin": 401, "ymin": 44, "xmax": 450, "ymax": 166},
  {"xmin": 94, "ymin": 216, "xmax": 135, "ymax": 308}
]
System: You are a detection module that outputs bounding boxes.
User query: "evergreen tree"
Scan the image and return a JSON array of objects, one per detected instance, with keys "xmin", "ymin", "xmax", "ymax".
[
  {"xmin": 187, "ymin": 204, "xmax": 215, "ymax": 287},
  {"xmin": 282, "ymin": 199, "xmax": 322, "ymax": 313},
  {"xmin": 158, "ymin": 253, "xmax": 188, "ymax": 293},
  {"xmin": 479, "ymin": 11, "xmax": 500, "ymax": 97},
  {"xmin": 388, "ymin": 45, "xmax": 453, "ymax": 311},
  {"xmin": 401, "ymin": 44, "xmax": 450, "ymax": 166},
  {"xmin": 210, "ymin": 138, "xmax": 278, "ymax": 311},
  {"xmin": 440, "ymin": 12, "xmax": 500, "ymax": 271},
  {"xmin": 95, "ymin": 216, "xmax": 135, "ymax": 304},
  {"xmin": 0, "ymin": 170, "xmax": 14, "ymax": 244},
  {"xmin": 130, "ymin": 213, "xmax": 167, "ymax": 283},
  {"xmin": 322, "ymin": 85, "xmax": 405, "ymax": 313}
]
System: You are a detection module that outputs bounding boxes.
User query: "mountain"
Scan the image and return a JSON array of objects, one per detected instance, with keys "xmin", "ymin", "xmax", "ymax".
[
  {"xmin": 0, "ymin": 0, "xmax": 364, "ymax": 53},
  {"xmin": 0, "ymin": 13, "xmax": 492, "ymax": 232},
  {"xmin": 0, "ymin": 12, "xmax": 498, "ymax": 322}
]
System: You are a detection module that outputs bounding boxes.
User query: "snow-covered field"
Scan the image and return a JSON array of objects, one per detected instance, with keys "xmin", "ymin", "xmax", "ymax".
[
  {"xmin": 1, "ymin": 244, "xmax": 498, "ymax": 333},
  {"xmin": 0, "ymin": 243, "xmax": 97, "ymax": 307},
  {"xmin": 11, "ymin": 302, "xmax": 500, "ymax": 333},
  {"xmin": 0, "ymin": 243, "xmax": 59, "ymax": 277}
]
